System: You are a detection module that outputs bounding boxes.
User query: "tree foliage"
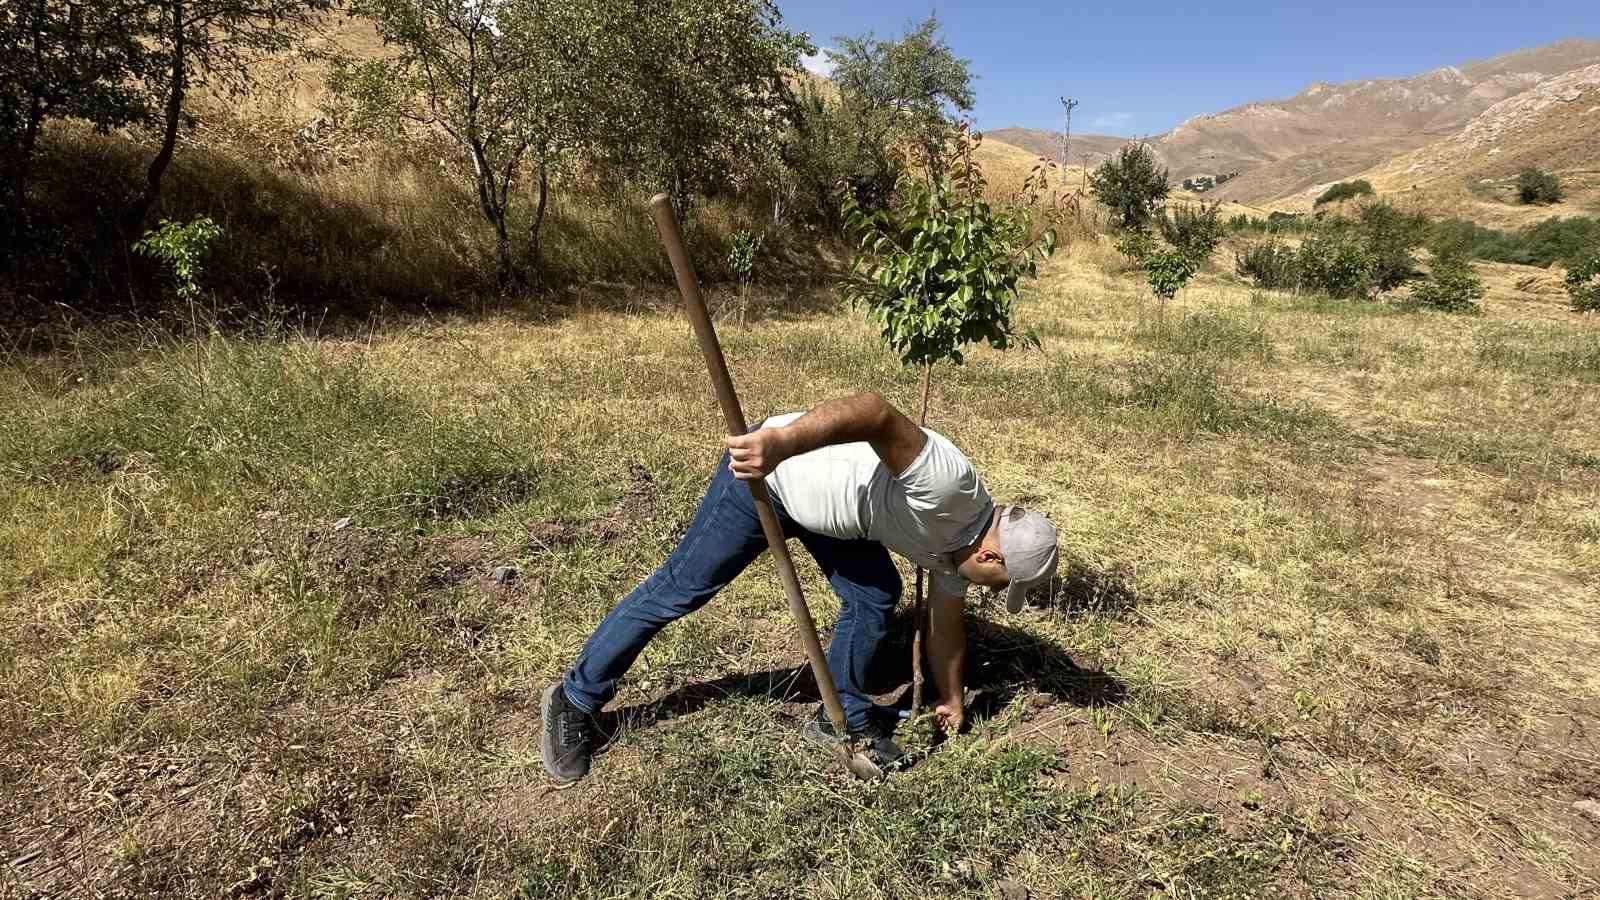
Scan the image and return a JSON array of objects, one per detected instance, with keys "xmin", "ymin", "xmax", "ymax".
[
  {"xmin": 1411, "ymin": 253, "xmax": 1484, "ymax": 313},
  {"xmin": 841, "ymin": 127, "xmax": 1054, "ymax": 369},
  {"xmin": 1517, "ymin": 167, "xmax": 1562, "ymax": 205},
  {"xmin": 1356, "ymin": 201, "xmax": 1425, "ymax": 292},
  {"xmin": 557, "ymin": 0, "xmax": 809, "ymax": 210},
  {"xmin": 1158, "ymin": 201, "xmax": 1224, "ymax": 260},
  {"xmin": 0, "ymin": 0, "xmax": 154, "ymax": 213},
  {"xmin": 828, "ymin": 15, "xmax": 974, "ymax": 181},
  {"xmin": 1143, "ymin": 247, "xmax": 1201, "ymax": 303},
  {"xmin": 1568, "ymin": 254, "xmax": 1600, "ymax": 313},
  {"xmin": 334, "ymin": 0, "xmax": 554, "ymax": 285},
  {"xmin": 126, "ymin": 0, "xmax": 333, "ymax": 233},
  {"xmin": 134, "ymin": 216, "xmax": 223, "ymax": 301},
  {"xmin": 1089, "ymin": 144, "xmax": 1170, "ymax": 232}
]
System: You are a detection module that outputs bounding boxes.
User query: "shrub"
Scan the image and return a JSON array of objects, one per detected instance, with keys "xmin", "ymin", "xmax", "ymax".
[
  {"xmin": 1412, "ymin": 254, "xmax": 1485, "ymax": 313},
  {"xmin": 1428, "ymin": 215, "xmax": 1600, "ymax": 267},
  {"xmin": 1158, "ymin": 202, "xmax": 1224, "ymax": 261},
  {"xmin": 1357, "ymin": 202, "xmax": 1425, "ymax": 292},
  {"xmin": 1517, "ymin": 167, "xmax": 1562, "ymax": 205},
  {"xmin": 1115, "ymin": 230, "xmax": 1156, "ymax": 265},
  {"xmin": 1144, "ymin": 247, "xmax": 1201, "ymax": 303},
  {"xmin": 1314, "ymin": 180, "xmax": 1374, "ymax": 207},
  {"xmin": 1296, "ymin": 232, "xmax": 1373, "ymax": 299},
  {"xmin": 1568, "ymin": 255, "xmax": 1600, "ymax": 313},
  {"xmin": 1235, "ymin": 240, "xmax": 1299, "ymax": 291},
  {"xmin": 1089, "ymin": 144, "xmax": 1170, "ymax": 232}
]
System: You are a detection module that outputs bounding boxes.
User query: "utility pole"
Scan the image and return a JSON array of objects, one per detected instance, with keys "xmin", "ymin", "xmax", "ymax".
[{"xmin": 1059, "ymin": 96, "xmax": 1078, "ymax": 191}]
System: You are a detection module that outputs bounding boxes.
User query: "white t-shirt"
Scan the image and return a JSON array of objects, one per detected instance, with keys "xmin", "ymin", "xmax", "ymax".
[{"xmin": 761, "ymin": 413, "xmax": 993, "ymax": 597}]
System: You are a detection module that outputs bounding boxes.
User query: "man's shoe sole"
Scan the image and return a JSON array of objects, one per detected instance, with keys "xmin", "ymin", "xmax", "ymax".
[{"xmin": 540, "ymin": 683, "xmax": 584, "ymax": 789}]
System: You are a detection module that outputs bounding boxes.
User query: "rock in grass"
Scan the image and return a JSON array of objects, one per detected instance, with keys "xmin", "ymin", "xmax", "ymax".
[
  {"xmin": 995, "ymin": 879, "xmax": 1028, "ymax": 900},
  {"xmin": 491, "ymin": 565, "xmax": 519, "ymax": 585},
  {"xmin": 1575, "ymin": 798, "xmax": 1600, "ymax": 819}
]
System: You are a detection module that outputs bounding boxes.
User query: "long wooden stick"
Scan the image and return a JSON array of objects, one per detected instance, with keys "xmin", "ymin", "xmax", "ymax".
[
  {"xmin": 648, "ymin": 194, "xmax": 864, "ymax": 770},
  {"xmin": 909, "ymin": 362, "xmax": 933, "ymax": 716}
]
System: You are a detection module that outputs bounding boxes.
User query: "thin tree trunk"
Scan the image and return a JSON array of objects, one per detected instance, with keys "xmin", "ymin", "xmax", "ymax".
[
  {"xmin": 12, "ymin": 100, "xmax": 43, "ymax": 216},
  {"xmin": 11, "ymin": 0, "xmax": 47, "ymax": 215},
  {"xmin": 489, "ymin": 201, "xmax": 512, "ymax": 288},
  {"xmin": 528, "ymin": 164, "xmax": 548, "ymax": 287},
  {"xmin": 909, "ymin": 361, "xmax": 935, "ymax": 717},
  {"xmin": 468, "ymin": 148, "xmax": 514, "ymax": 287},
  {"xmin": 126, "ymin": 0, "xmax": 184, "ymax": 236}
]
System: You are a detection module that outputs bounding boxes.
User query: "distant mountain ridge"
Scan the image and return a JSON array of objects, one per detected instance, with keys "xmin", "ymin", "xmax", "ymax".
[
  {"xmin": 994, "ymin": 37, "xmax": 1600, "ymax": 206},
  {"xmin": 1166, "ymin": 38, "xmax": 1600, "ymax": 203}
]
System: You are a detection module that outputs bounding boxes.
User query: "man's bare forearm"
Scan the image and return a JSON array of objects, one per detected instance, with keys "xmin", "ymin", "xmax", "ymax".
[
  {"xmin": 725, "ymin": 392, "xmax": 926, "ymax": 480},
  {"xmin": 777, "ymin": 392, "xmax": 926, "ymax": 474},
  {"xmin": 927, "ymin": 592, "xmax": 967, "ymax": 711},
  {"xmin": 781, "ymin": 393, "xmax": 896, "ymax": 455}
]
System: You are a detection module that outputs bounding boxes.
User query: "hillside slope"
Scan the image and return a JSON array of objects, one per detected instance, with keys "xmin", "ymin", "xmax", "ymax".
[
  {"xmin": 1159, "ymin": 38, "xmax": 1600, "ymax": 204},
  {"xmin": 1333, "ymin": 64, "xmax": 1600, "ymax": 223},
  {"xmin": 985, "ymin": 127, "xmax": 1135, "ymax": 169}
]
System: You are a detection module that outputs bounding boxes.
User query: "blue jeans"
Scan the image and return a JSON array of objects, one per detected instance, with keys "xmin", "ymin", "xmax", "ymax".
[{"xmin": 563, "ymin": 452, "xmax": 901, "ymax": 731}]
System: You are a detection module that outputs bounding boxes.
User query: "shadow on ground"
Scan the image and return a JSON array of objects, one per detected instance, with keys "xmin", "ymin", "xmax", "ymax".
[{"xmin": 592, "ymin": 571, "xmax": 1132, "ymax": 751}]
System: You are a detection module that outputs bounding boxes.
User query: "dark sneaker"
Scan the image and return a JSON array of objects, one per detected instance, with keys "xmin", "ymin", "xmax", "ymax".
[
  {"xmin": 541, "ymin": 682, "xmax": 594, "ymax": 787},
  {"xmin": 801, "ymin": 706, "xmax": 906, "ymax": 770}
]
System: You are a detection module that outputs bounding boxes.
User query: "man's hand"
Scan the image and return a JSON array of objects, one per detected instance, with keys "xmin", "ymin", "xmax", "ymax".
[
  {"xmin": 934, "ymin": 697, "xmax": 965, "ymax": 735},
  {"xmin": 725, "ymin": 427, "xmax": 795, "ymax": 480}
]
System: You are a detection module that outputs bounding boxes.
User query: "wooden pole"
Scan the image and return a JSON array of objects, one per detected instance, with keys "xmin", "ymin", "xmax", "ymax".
[
  {"xmin": 648, "ymin": 194, "xmax": 877, "ymax": 779},
  {"xmin": 909, "ymin": 362, "xmax": 934, "ymax": 716}
]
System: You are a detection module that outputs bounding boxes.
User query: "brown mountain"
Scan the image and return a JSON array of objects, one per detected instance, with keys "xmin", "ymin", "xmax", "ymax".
[
  {"xmin": 1162, "ymin": 38, "xmax": 1600, "ymax": 204},
  {"xmin": 1320, "ymin": 63, "xmax": 1600, "ymax": 226}
]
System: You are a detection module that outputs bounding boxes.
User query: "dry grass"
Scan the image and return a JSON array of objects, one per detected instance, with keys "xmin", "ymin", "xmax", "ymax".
[{"xmin": 2, "ymin": 234, "xmax": 1598, "ymax": 898}]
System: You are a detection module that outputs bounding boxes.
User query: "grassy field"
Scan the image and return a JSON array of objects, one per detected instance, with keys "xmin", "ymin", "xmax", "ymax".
[{"xmin": 2, "ymin": 244, "xmax": 1597, "ymax": 898}]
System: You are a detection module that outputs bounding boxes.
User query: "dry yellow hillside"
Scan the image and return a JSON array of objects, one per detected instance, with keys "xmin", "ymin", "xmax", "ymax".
[{"xmin": 1277, "ymin": 64, "xmax": 1600, "ymax": 225}]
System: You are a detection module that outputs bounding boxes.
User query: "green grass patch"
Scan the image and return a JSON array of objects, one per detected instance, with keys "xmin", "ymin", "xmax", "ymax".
[
  {"xmin": 1132, "ymin": 311, "xmax": 1275, "ymax": 361},
  {"xmin": 1476, "ymin": 324, "xmax": 1600, "ymax": 383}
]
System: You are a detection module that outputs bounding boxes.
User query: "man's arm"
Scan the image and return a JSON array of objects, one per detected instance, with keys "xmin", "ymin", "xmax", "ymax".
[
  {"xmin": 725, "ymin": 392, "xmax": 927, "ymax": 480},
  {"xmin": 927, "ymin": 588, "xmax": 967, "ymax": 734}
]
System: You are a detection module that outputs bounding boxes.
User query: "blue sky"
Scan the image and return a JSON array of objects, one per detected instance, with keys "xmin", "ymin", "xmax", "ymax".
[{"xmin": 776, "ymin": 1, "xmax": 1600, "ymax": 136}]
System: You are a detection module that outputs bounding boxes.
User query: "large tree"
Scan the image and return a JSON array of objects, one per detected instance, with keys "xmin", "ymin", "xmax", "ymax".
[
  {"xmin": 125, "ymin": 0, "xmax": 332, "ymax": 235},
  {"xmin": 554, "ymin": 0, "xmax": 809, "ymax": 211},
  {"xmin": 0, "ymin": 0, "xmax": 154, "ymax": 216},
  {"xmin": 827, "ymin": 16, "xmax": 974, "ymax": 179},
  {"xmin": 333, "ymin": 0, "xmax": 558, "ymax": 286}
]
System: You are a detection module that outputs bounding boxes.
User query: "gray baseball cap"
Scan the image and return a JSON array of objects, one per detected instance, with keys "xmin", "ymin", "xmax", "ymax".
[{"xmin": 998, "ymin": 505, "xmax": 1059, "ymax": 613}]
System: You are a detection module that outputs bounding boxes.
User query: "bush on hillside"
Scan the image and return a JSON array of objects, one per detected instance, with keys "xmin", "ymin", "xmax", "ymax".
[
  {"xmin": 1517, "ymin": 167, "xmax": 1563, "ymax": 205},
  {"xmin": 1569, "ymin": 255, "xmax": 1600, "ymax": 313},
  {"xmin": 1314, "ymin": 180, "xmax": 1374, "ymax": 207},
  {"xmin": 1357, "ymin": 201, "xmax": 1426, "ymax": 292},
  {"xmin": 1235, "ymin": 240, "xmax": 1300, "ymax": 291},
  {"xmin": 779, "ymin": 82, "xmax": 901, "ymax": 227},
  {"xmin": 1089, "ymin": 144, "xmax": 1170, "ymax": 232},
  {"xmin": 1296, "ymin": 232, "xmax": 1374, "ymax": 299},
  {"xmin": 1412, "ymin": 254, "xmax": 1485, "ymax": 313},
  {"xmin": 1428, "ymin": 215, "xmax": 1600, "ymax": 268},
  {"xmin": 1158, "ymin": 202, "xmax": 1225, "ymax": 261}
]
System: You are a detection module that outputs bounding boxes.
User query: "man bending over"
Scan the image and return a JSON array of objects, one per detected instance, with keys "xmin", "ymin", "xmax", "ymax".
[{"xmin": 542, "ymin": 392, "xmax": 1059, "ymax": 785}]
